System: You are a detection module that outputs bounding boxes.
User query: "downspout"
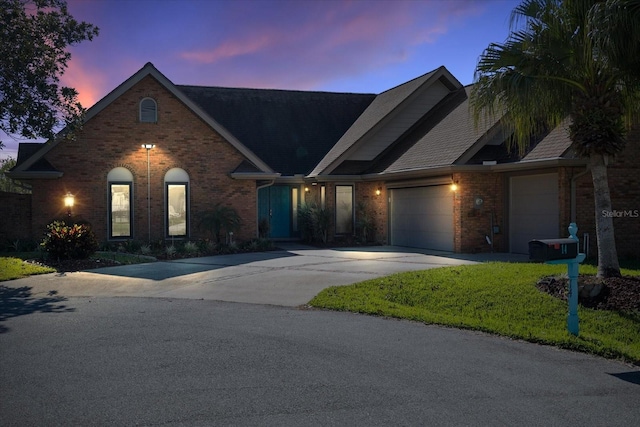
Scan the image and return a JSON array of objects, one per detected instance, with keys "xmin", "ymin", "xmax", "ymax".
[{"xmin": 256, "ymin": 180, "xmax": 276, "ymax": 239}]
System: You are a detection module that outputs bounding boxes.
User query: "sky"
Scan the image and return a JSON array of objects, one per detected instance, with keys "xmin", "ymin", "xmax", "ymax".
[{"xmin": 1, "ymin": 0, "xmax": 521, "ymax": 160}]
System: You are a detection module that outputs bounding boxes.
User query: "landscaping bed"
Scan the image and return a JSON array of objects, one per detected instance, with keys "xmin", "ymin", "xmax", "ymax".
[{"xmin": 537, "ymin": 275, "xmax": 640, "ymax": 312}]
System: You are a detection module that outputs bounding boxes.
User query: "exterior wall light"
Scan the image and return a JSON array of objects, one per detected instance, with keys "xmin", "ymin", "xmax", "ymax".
[
  {"xmin": 450, "ymin": 182, "xmax": 458, "ymax": 192},
  {"xmin": 375, "ymin": 187, "xmax": 381, "ymax": 196},
  {"xmin": 304, "ymin": 187, "xmax": 310, "ymax": 193},
  {"xmin": 64, "ymin": 192, "xmax": 75, "ymax": 217}
]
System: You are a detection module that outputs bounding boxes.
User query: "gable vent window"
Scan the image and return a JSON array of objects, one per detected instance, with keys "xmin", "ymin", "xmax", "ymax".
[{"xmin": 140, "ymin": 98, "xmax": 157, "ymax": 123}]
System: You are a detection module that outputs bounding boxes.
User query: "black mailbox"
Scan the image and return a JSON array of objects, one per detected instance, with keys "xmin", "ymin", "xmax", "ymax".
[{"xmin": 528, "ymin": 238, "xmax": 578, "ymax": 262}]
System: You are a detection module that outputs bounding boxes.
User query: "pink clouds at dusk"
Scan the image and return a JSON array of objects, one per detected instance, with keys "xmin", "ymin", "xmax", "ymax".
[{"xmin": 2, "ymin": 0, "xmax": 520, "ymax": 158}]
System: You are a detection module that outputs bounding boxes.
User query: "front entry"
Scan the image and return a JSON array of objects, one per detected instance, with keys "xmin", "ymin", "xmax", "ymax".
[{"xmin": 258, "ymin": 186, "xmax": 298, "ymax": 238}]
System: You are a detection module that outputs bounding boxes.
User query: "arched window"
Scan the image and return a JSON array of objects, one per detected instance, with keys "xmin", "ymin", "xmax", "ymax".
[
  {"xmin": 139, "ymin": 97, "xmax": 157, "ymax": 123},
  {"xmin": 164, "ymin": 168, "xmax": 189, "ymax": 237},
  {"xmin": 108, "ymin": 167, "xmax": 134, "ymax": 239}
]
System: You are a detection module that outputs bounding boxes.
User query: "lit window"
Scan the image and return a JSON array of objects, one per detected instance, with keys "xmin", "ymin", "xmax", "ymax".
[
  {"xmin": 140, "ymin": 97, "xmax": 157, "ymax": 123},
  {"xmin": 335, "ymin": 185, "xmax": 353, "ymax": 234},
  {"xmin": 107, "ymin": 167, "xmax": 134, "ymax": 239},
  {"xmin": 165, "ymin": 168, "xmax": 189, "ymax": 237}
]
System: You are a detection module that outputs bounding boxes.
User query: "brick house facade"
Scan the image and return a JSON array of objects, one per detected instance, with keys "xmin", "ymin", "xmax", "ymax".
[{"xmin": 8, "ymin": 62, "xmax": 640, "ymax": 259}]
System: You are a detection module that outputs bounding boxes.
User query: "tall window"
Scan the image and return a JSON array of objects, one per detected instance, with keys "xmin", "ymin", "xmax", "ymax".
[
  {"xmin": 140, "ymin": 97, "xmax": 157, "ymax": 123},
  {"xmin": 108, "ymin": 167, "xmax": 134, "ymax": 239},
  {"xmin": 165, "ymin": 168, "xmax": 189, "ymax": 237},
  {"xmin": 335, "ymin": 185, "xmax": 353, "ymax": 234}
]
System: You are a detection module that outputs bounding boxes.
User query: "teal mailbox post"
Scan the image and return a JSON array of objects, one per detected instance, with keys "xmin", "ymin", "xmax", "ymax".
[{"xmin": 529, "ymin": 223, "xmax": 586, "ymax": 336}]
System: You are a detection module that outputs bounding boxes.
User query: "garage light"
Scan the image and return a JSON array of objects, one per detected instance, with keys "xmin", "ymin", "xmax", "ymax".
[{"xmin": 450, "ymin": 182, "xmax": 458, "ymax": 192}]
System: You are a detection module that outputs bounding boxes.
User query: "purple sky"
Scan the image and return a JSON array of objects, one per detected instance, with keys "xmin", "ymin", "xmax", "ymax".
[{"xmin": 2, "ymin": 0, "xmax": 520, "ymax": 159}]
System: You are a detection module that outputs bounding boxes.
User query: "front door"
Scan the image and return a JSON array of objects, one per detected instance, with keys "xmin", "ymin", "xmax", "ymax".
[{"xmin": 258, "ymin": 186, "xmax": 292, "ymax": 238}]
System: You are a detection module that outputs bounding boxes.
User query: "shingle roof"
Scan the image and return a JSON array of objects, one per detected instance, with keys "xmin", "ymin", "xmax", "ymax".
[
  {"xmin": 523, "ymin": 119, "xmax": 573, "ymax": 161},
  {"xmin": 14, "ymin": 143, "xmax": 58, "ymax": 172},
  {"xmin": 177, "ymin": 85, "xmax": 375, "ymax": 175},
  {"xmin": 308, "ymin": 67, "xmax": 449, "ymax": 177},
  {"xmin": 377, "ymin": 85, "xmax": 500, "ymax": 173}
]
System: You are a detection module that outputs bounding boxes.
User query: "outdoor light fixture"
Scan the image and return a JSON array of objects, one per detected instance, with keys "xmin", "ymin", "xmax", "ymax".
[
  {"xmin": 305, "ymin": 187, "xmax": 310, "ymax": 193},
  {"xmin": 375, "ymin": 187, "xmax": 381, "ymax": 196},
  {"xmin": 450, "ymin": 182, "xmax": 459, "ymax": 192},
  {"xmin": 64, "ymin": 192, "xmax": 74, "ymax": 217},
  {"xmin": 142, "ymin": 144, "xmax": 156, "ymax": 242}
]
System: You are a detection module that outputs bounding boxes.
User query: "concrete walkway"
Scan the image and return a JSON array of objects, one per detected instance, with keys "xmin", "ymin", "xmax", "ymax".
[{"xmin": 4, "ymin": 244, "xmax": 528, "ymax": 306}]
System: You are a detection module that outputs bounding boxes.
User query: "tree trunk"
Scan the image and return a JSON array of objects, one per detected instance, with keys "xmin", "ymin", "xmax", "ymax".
[{"xmin": 589, "ymin": 153, "xmax": 621, "ymax": 278}]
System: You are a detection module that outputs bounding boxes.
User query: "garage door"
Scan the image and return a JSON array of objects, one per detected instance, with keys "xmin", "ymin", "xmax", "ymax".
[
  {"xmin": 509, "ymin": 173, "xmax": 559, "ymax": 254},
  {"xmin": 390, "ymin": 186, "xmax": 454, "ymax": 251}
]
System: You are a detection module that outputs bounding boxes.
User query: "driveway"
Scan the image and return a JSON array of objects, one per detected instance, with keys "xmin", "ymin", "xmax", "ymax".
[{"xmin": 3, "ymin": 244, "xmax": 528, "ymax": 306}]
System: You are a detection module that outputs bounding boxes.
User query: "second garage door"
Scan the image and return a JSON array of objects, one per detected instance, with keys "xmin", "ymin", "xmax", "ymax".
[
  {"xmin": 509, "ymin": 173, "xmax": 559, "ymax": 254},
  {"xmin": 390, "ymin": 185, "xmax": 454, "ymax": 251}
]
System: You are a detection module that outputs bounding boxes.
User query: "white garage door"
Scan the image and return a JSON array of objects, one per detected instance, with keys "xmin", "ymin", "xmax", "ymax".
[
  {"xmin": 390, "ymin": 186, "xmax": 454, "ymax": 251},
  {"xmin": 509, "ymin": 173, "xmax": 559, "ymax": 254}
]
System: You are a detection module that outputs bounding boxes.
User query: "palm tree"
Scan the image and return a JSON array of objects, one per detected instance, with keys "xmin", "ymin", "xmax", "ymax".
[
  {"xmin": 470, "ymin": 0, "xmax": 640, "ymax": 278},
  {"xmin": 197, "ymin": 204, "xmax": 242, "ymax": 244}
]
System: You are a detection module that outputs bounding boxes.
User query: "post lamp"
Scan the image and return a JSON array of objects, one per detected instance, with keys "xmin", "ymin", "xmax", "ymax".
[
  {"xmin": 142, "ymin": 144, "xmax": 155, "ymax": 243},
  {"xmin": 64, "ymin": 192, "xmax": 74, "ymax": 217}
]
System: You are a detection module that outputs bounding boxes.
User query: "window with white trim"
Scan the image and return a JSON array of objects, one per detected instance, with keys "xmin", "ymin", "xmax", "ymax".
[
  {"xmin": 165, "ymin": 168, "xmax": 189, "ymax": 237},
  {"xmin": 108, "ymin": 167, "xmax": 134, "ymax": 239}
]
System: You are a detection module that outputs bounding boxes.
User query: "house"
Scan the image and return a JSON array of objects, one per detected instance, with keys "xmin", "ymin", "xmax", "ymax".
[{"xmin": 6, "ymin": 62, "xmax": 640, "ymax": 258}]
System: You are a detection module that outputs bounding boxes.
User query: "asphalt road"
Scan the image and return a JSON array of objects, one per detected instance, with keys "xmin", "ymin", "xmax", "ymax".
[{"xmin": 1, "ymin": 296, "xmax": 639, "ymax": 426}]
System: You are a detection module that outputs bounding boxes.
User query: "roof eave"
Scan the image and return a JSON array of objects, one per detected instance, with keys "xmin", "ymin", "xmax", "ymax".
[
  {"xmin": 229, "ymin": 172, "xmax": 281, "ymax": 180},
  {"xmin": 6, "ymin": 170, "xmax": 63, "ymax": 180}
]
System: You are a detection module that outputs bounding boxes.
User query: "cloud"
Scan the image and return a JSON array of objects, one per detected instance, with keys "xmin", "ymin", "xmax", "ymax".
[
  {"xmin": 60, "ymin": 57, "xmax": 106, "ymax": 108},
  {"xmin": 175, "ymin": 0, "xmax": 485, "ymax": 90}
]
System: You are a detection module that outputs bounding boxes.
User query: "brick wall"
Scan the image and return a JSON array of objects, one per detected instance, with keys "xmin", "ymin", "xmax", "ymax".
[
  {"xmin": 453, "ymin": 172, "xmax": 506, "ymax": 253},
  {"xmin": 0, "ymin": 191, "xmax": 32, "ymax": 244},
  {"xmin": 29, "ymin": 75, "xmax": 257, "ymax": 244}
]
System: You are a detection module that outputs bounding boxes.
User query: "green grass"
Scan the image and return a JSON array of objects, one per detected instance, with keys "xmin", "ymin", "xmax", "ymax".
[
  {"xmin": 309, "ymin": 262, "xmax": 640, "ymax": 364},
  {"xmin": 0, "ymin": 257, "xmax": 56, "ymax": 281}
]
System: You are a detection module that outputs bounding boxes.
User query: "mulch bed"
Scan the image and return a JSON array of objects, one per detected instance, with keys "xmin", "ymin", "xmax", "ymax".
[
  {"xmin": 27, "ymin": 258, "xmax": 122, "ymax": 273},
  {"xmin": 537, "ymin": 275, "xmax": 640, "ymax": 312}
]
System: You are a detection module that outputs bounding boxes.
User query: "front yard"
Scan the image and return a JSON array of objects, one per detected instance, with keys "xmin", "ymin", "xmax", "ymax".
[{"xmin": 309, "ymin": 262, "xmax": 640, "ymax": 364}]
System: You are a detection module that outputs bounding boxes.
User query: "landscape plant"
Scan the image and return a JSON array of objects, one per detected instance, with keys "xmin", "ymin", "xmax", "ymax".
[
  {"xmin": 40, "ymin": 220, "xmax": 98, "ymax": 260},
  {"xmin": 471, "ymin": 0, "xmax": 640, "ymax": 277},
  {"xmin": 197, "ymin": 204, "xmax": 242, "ymax": 244}
]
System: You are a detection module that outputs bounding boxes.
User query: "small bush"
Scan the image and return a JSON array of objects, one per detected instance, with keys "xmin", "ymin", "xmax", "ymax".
[
  {"xmin": 183, "ymin": 241, "xmax": 199, "ymax": 255},
  {"xmin": 41, "ymin": 220, "xmax": 99, "ymax": 260}
]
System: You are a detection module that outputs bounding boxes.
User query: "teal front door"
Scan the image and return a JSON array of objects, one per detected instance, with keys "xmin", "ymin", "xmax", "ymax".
[{"xmin": 258, "ymin": 186, "xmax": 292, "ymax": 238}]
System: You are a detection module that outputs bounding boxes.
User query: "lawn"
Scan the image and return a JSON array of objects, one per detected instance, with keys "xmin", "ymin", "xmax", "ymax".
[
  {"xmin": 0, "ymin": 257, "xmax": 56, "ymax": 281},
  {"xmin": 309, "ymin": 262, "xmax": 640, "ymax": 364}
]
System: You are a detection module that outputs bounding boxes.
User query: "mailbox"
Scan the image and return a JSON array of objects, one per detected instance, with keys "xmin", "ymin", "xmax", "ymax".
[{"xmin": 528, "ymin": 238, "xmax": 578, "ymax": 261}]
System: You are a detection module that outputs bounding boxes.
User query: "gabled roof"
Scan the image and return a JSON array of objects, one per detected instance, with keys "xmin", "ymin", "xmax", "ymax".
[
  {"xmin": 9, "ymin": 62, "xmax": 275, "ymax": 177},
  {"xmin": 177, "ymin": 85, "xmax": 375, "ymax": 175},
  {"xmin": 379, "ymin": 85, "xmax": 501, "ymax": 173},
  {"xmin": 308, "ymin": 66, "xmax": 463, "ymax": 177},
  {"xmin": 6, "ymin": 143, "xmax": 62, "ymax": 179}
]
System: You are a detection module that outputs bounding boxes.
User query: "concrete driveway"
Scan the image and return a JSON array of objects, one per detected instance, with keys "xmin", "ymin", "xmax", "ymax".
[{"xmin": 4, "ymin": 244, "xmax": 528, "ymax": 306}]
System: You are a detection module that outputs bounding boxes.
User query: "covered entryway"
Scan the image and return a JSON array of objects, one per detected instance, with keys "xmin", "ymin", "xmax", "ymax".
[
  {"xmin": 509, "ymin": 173, "xmax": 559, "ymax": 254},
  {"xmin": 389, "ymin": 185, "xmax": 454, "ymax": 251}
]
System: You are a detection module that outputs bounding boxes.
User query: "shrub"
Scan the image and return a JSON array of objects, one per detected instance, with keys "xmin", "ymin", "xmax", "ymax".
[
  {"xmin": 198, "ymin": 204, "xmax": 242, "ymax": 244},
  {"xmin": 183, "ymin": 241, "xmax": 199, "ymax": 255},
  {"xmin": 298, "ymin": 203, "xmax": 332, "ymax": 244},
  {"xmin": 41, "ymin": 220, "xmax": 99, "ymax": 260}
]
